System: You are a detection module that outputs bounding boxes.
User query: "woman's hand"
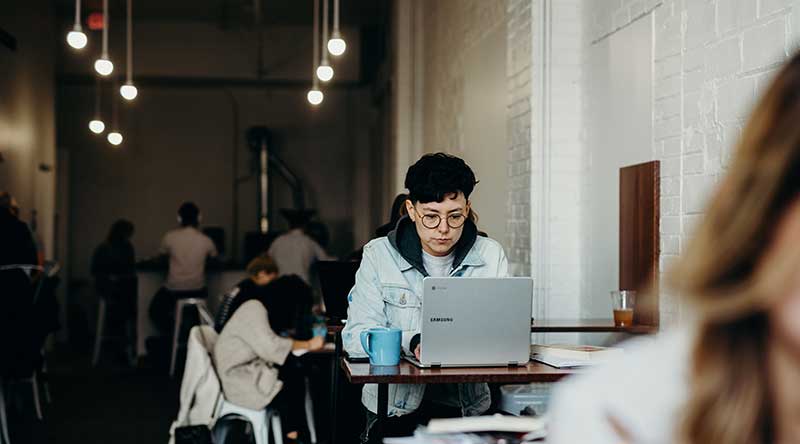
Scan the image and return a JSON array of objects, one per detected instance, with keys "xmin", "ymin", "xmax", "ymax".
[
  {"xmin": 414, "ymin": 344, "xmax": 421, "ymax": 360},
  {"xmin": 307, "ymin": 336, "xmax": 325, "ymax": 351},
  {"xmin": 292, "ymin": 336, "xmax": 325, "ymax": 351}
]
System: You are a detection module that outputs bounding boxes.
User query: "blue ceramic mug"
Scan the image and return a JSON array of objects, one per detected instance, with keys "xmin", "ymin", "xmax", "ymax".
[{"xmin": 359, "ymin": 327, "xmax": 402, "ymax": 366}]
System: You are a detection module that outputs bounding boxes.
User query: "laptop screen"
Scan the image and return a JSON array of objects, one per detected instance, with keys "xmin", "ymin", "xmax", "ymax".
[{"xmin": 317, "ymin": 260, "xmax": 359, "ymax": 322}]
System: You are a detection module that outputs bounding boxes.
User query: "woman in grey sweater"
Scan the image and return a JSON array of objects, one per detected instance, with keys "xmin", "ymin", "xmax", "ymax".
[{"xmin": 214, "ymin": 255, "xmax": 324, "ymax": 442}]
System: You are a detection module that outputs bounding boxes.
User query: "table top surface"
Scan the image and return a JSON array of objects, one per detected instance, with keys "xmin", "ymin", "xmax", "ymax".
[
  {"xmin": 329, "ymin": 319, "xmax": 656, "ymax": 334},
  {"xmin": 341, "ymin": 359, "xmax": 576, "ymax": 384},
  {"xmin": 530, "ymin": 318, "xmax": 658, "ymax": 334}
]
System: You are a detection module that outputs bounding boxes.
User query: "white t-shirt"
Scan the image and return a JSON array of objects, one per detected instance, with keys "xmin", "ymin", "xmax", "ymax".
[
  {"xmin": 267, "ymin": 228, "xmax": 332, "ymax": 284},
  {"xmin": 547, "ymin": 328, "xmax": 693, "ymax": 444},
  {"xmin": 422, "ymin": 250, "xmax": 454, "ymax": 277},
  {"xmin": 159, "ymin": 226, "xmax": 218, "ymax": 291}
]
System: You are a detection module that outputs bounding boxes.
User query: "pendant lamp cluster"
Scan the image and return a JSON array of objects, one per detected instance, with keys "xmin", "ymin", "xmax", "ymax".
[
  {"xmin": 66, "ymin": 0, "xmax": 137, "ymax": 146},
  {"xmin": 307, "ymin": 0, "xmax": 347, "ymax": 106}
]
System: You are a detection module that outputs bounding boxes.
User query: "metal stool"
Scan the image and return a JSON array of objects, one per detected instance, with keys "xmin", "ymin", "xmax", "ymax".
[{"xmin": 170, "ymin": 298, "xmax": 209, "ymax": 376}]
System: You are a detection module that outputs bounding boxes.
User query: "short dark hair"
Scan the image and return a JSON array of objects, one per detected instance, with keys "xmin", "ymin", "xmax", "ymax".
[
  {"xmin": 246, "ymin": 253, "xmax": 279, "ymax": 276},
  {"xmin": 404, "ymin": 153, "xmax": 478, "ymax": 203},
  {"xmin": 178, "ymin": 201, "xmax": 200, "ymax": 226}
]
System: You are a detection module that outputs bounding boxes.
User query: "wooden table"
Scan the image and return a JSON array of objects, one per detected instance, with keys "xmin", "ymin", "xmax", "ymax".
[
  {"xmin": 531, "ymin": 318, "xmax": 657, "ymax": 334},
  {"xmin": 340, "ymin": 359, "xmax": 576, "ymax": 442}
]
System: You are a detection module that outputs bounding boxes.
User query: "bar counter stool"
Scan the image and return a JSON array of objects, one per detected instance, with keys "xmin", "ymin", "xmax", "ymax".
[{"xmin": 170, "ymin": 298, "xmax": 210, "ymax": 376}]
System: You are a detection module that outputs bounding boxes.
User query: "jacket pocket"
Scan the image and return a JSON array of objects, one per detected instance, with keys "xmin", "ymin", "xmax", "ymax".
[{"xmin": 381, "ymin": 285, "xmax": 421, "ymax": 331}]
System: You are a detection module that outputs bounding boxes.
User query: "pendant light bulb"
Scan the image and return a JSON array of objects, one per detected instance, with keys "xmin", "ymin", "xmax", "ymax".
[
  {"xmin": 67, "ymin": 26, "xmax": 88, "ymax": 49},
  {"xmin": 316, "ymin": 63, "xmax": 334, "ymax": 82},
  {"xmin": 327, "ymin": 31, "xmax": 346, "ymax": 56},
  {"xmin": 120, "ymin": 83, "xmax": 138, "ymax": 100},
  {"xmin": 307, "ymin": 89, "xmax": 324, "ymax": 105},
  {"xmin": 94, "ymin": 57, "xmax": 114, "ymax": 76},
  {"xmin": 89, "ymin": 119, "xmax": 105, "ymax": 134},
  {"xmin": 107, "ymin": 131, "xmax": 123, "ymax": 145}
]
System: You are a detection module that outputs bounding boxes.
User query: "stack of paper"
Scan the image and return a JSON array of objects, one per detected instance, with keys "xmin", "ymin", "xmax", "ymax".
[
  {"xmin": 530, "ymin": 344, "xmax": 623, "ymax": 368},
  {"xmin": 383, "ymin": 414, "xmax": 547, "ymax": 443}
]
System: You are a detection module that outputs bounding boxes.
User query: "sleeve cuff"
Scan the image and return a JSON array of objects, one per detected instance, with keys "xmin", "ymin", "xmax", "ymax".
[{"xmin": 409, "ymin": 334, "xmax": 421, "ymax": 355}]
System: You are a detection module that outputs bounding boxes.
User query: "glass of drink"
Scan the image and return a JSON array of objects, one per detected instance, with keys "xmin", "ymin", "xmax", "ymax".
[{"xmin": 610, "ymin": 290, "xmax": 636, "ymax": 327}]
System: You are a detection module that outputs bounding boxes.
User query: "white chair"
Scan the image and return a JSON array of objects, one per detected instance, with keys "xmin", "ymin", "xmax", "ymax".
[
  {"xmin": 217, "ymin": 400, "xmax": 283, "ymax": 444},
  {"xmin": 0, "ymin": 377, "xmax": 9, "ymax": 444},
  {"xmin": 170, "ymin": 298, "xmax": 210, "ymax": 376}
]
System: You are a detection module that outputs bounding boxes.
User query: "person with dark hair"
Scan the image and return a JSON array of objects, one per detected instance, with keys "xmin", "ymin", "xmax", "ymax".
[
  {"xmin": 342, "ymin": 153, "xmax": 508, "ymax": 443},
  {"xmin": 375, "ymin": 193, "xmax": 410, "ymax": 238},
  {"xmin": 0, "ymin": 191, "xmax": 40, "ymax": 376},
  {"xmin": 92, "ymin": 219, "xmax": 137, "ymax": 354},
  {"xmin": 149, "ymin": 202, "xmax": 218, "ymax": 337},
  {"xmin": 215, "ymin": 254, "xmax": 314, "ymax": 336},
  {"xmin": 214, "ymin": 253, "xmax": 324, "ymax": 442},
  {"xmin": 267, "ymin": 209, "xmax": 333, "ymax": 285}
]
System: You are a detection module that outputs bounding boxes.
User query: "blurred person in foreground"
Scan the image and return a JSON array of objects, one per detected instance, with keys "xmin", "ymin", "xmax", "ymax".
[
  {"xmin": 549, "ymin": 51, "xmax": 800, "ymax": 444},
  {"xmin": 214, "ymin": 254, "xmax": 324, "ymax": 442},
  {"xmin": 149, "ymin": 202, "xmax": 218, "ymax": 337}
]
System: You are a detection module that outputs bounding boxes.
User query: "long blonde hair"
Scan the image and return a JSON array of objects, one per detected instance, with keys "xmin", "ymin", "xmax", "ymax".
[{"xmin": 671, "ymin": 53, "xmax": 800, "ymax": 443}]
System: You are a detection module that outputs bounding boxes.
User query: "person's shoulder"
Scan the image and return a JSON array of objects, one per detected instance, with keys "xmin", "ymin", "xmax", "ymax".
[
  {"xmin": 550, "ymin": 327, "xmax": 694, "ymax": 440},
  {"xmin": 361, "ymin": 237, "xmax": 395, "ymax": 258},
  {"xmin": 229, "ymin": 299, "xmax": 267, "ymax": 323},
  {"xmin": 472, "ymin": 236, "xmax": 505, "ymax": 255}
]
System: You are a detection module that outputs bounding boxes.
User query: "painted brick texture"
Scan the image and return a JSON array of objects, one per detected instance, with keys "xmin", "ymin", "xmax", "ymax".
[{"xmin": 583, "ymin": 0, "xmax": 794, "ymax": 326}]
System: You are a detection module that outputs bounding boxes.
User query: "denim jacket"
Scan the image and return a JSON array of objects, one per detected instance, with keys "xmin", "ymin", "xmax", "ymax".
[{"xmin": 342, "ymin": 216, "xmax": 509, "ymax": 417}]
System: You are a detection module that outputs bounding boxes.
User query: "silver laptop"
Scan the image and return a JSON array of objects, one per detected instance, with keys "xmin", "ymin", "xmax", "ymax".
[{"xmin": 405, "ymin": 277, "xmax": 533, "ymax": 368}]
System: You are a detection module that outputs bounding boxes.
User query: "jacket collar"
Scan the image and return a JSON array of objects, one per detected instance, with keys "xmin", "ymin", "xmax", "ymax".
[{"xmin": 387, "ymin": 215, "xmax": 482, "ymax": 276}]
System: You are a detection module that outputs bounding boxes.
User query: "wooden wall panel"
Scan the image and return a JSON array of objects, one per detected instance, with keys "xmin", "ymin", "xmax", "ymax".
[{"xmin": 619, "ymin": 161, "xmax": 660, "ymax": 326}]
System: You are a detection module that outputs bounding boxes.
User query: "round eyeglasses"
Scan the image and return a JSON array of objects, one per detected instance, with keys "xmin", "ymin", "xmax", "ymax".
[{"xmin": 413, "ymin": 207, "xmax": 468, "ymax": 229}]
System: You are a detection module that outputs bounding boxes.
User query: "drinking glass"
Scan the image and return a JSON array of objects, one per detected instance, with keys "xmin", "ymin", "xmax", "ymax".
[{"xmin": 610, "ymin": 290, "xmax": 636, "ymax": 327}]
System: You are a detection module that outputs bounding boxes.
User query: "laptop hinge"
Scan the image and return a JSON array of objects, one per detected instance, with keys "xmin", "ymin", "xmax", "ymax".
[
  {"xmin": 430, "ymin": 362, "xmax": 442, "ymax": 368},
  {"xmin": 507, "ymin": 361, "xmax": 520, "ymax": 367}
]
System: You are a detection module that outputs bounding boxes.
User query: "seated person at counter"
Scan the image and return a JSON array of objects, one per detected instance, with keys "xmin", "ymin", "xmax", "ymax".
[
  {"xmin": 214, "ymin": 253, "xmax": 314, "ymax": 336},
  {"xmin": 92, "ymin": 219, "xmax": 137, "ymax": 342},
  {"xmin": 149, "ymin": 201, "xmax": 218, "ymax": 336},
  {"xmin": 342, "ymin": 153, "xmax": 509, "ymax": 443},
  {"xmin": 214, "ymin": 254, "xmax": 324, "ymax": 442}
]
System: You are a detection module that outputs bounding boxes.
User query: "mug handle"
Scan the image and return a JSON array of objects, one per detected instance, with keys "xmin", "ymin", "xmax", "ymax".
[{"xmin": 360, "ymin": 330, "xmax": 373, "ymax": 360}]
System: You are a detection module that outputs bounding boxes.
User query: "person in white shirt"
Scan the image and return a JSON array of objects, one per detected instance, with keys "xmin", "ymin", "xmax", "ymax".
[
  {"xmin": 549, "ymin": 51, "xmax": 800, "ymax": 444},
  {"xmin": 149, "ymin": 202, "xmax": 218, "ymax": 336},
  {"xmin": 267, "ymin": 209, "xmax": 332, "ymax": 285}
]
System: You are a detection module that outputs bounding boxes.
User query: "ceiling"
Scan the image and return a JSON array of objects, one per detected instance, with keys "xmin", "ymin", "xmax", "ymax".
[{"xmin": 55, "ymin": 0, "xmax": 390, "ymax": 27}]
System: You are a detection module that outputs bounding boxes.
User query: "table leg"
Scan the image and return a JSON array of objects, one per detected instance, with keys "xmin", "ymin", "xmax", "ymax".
[
  {"xmin": 376, "ymin": 383, "xmax": 388, "ymax": 441},
  {"xmin": 329, "ymin": 331, "xmax": 342, "ymax": 444}
]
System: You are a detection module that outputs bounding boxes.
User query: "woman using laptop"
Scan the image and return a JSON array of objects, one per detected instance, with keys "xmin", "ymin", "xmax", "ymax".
[
  {"xmin": 342, "ymin": 153, "xmax": 509, "ymax": 443},
  {"xmin": 549, "ymin": 51, "xmax": 800, "ymax": 444}
]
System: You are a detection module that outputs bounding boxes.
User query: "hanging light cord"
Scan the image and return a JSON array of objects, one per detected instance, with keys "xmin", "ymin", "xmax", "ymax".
[
  {"xmin": 312, "ymin": 0, "xmax": 319, "ymax": 87},
  {"xmin": 321, "ymin": 0, "xmax": 329, "ymax": 63},
  {"xmin": 126, "ymin": 0, "xmax": 133, "ymax": 82},
  {"xmin": 95, "ymin": 76, "xmax": 102, "ymax": 118},
  {"xmin": 102, "ymin": 0, "xmax": 109, "ymax": 57},
  {"xmin": 333, "ymin": 0, "xmax": 339, "ymax": 33},
  {"xmin": 74, "ymin": 0, "xmax": 81, "ymax": 27},
  {"xmin": 111, "ymin": 78, "xmax": 118, "ymax": 129}
]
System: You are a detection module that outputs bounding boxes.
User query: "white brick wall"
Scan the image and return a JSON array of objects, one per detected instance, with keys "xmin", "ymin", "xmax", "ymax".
[
  {"xmin": 508, "ymin": 0, "xmax": 534, "ymax": 277},
  {"xmin": 557, "ymin": 0, "xmax": 796, "ymax": 327}
]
